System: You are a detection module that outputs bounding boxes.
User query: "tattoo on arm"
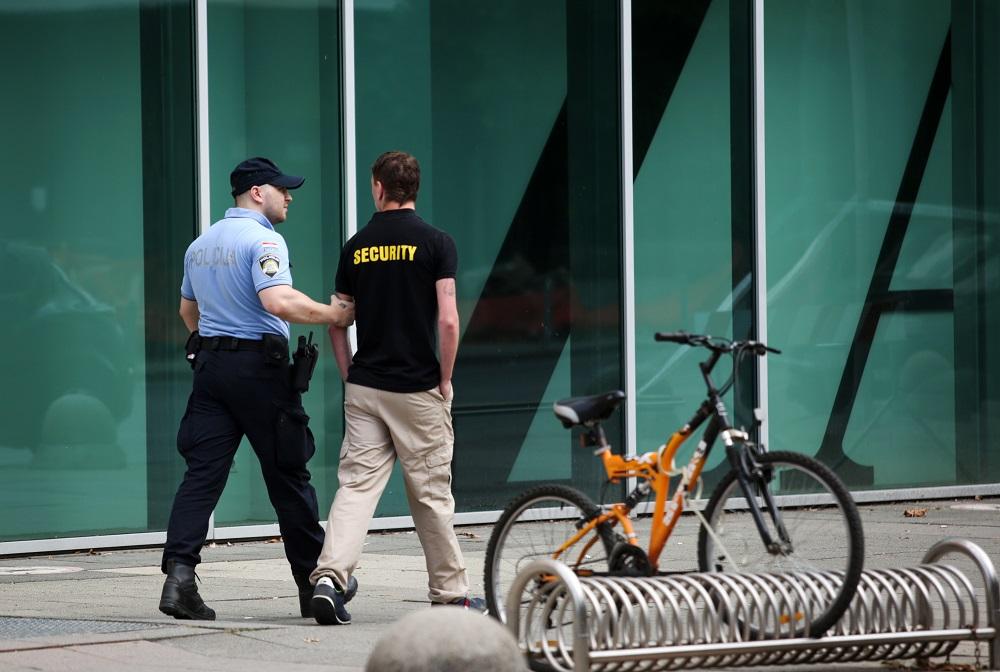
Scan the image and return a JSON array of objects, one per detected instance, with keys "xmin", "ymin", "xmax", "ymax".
[{"xmin": 445, "ymin": 283, "xmax": 456, "ymax": 297}]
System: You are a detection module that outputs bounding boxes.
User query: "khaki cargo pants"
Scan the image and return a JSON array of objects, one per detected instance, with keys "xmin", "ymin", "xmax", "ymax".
[{"xmin": 311, "ymin": 382, "xmax": 469, "ymax": 603}]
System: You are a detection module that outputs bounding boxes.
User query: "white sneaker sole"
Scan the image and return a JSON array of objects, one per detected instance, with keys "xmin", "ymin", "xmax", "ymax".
[{"xmin": 311, "ymin": 594, "xmax": 351, "ymax": 625}]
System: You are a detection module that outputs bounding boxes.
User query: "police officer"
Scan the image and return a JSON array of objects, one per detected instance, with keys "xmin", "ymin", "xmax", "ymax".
[{"xmin": 159, "ymin": 157, "xmax": 354, "ymax": 621}]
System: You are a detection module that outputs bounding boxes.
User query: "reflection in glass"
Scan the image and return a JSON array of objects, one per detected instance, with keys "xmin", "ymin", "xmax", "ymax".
[
  {"xmin": 765, "ymin": 0, "xmax": 1000, "ymax": 488},
  {"xmin": 632, "ymin": 0, "xmax": 743, "ymax": 485},
  {"xmin": 207, "ymin": 0, "xmax": 344, "ymax": 527},
  {"xmin": 0, "ymin": 0, "xmax": 195, "ymax": 540},
  {"xmin": 355, "ymin": 0, "xmax": 623, "ymax": 513}
]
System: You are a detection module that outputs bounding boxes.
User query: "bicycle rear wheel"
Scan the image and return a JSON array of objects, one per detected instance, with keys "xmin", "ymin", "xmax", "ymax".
[
  {"xmin": 485, "ymin": 484, "xmax": 615, "ymax": 624},
  {"xmin": 697, "ymin": 450, "xmax": 864, "ymax": 637}
]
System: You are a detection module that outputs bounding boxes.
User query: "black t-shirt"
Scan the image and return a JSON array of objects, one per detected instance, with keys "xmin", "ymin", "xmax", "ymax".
[{"xmin": 335, "ymin": 209, "xmax": 458, "ymax": 392}]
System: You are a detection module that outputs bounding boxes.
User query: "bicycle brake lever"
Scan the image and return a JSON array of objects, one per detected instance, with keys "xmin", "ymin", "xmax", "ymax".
[{"xmin": 749, "ymin": 342, "xmax": 781, "ymax": 356}]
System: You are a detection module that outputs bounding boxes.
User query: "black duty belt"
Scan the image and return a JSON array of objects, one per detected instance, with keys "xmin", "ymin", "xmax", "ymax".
[{"xmin": 199, "ymin": 336, "xmax": 267, "ymax": 352}]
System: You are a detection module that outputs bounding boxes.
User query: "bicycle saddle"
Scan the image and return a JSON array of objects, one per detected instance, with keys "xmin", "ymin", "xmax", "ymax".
[{"xmin": 553, "ymin": 390, "xmax": 626, "ymax": 428}]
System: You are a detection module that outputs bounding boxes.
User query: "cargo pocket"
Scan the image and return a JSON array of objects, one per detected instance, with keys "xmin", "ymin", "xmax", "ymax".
[
  {"xmin": 337, "ymin": 439, "xmax": 354, "ymax": 485},
  {"xmin": 424, "ymin": 443, "xmax": 453, "ymax": 491},
  {"xmin": 274, "ymin": 400, "xmax": 316, "ymax": 470}
]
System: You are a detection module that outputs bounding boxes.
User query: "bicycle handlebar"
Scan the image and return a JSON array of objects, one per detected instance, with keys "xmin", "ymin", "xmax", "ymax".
[
  {"xmin": 654, "ymin": 331, "xmax": 781, "ymax": 356},
  {"xmin": 654, "ymin": 331, "xmax": 694, "ymax": 344}
]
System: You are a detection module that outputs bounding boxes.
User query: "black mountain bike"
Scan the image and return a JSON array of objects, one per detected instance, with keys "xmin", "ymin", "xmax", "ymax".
[{"xmin": 485, "ymin": 332, "xmax": 864, "ymax": 637}]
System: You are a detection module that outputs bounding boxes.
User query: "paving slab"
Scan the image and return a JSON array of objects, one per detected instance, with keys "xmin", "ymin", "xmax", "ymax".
[{"xmin": 0, "ymin": 498, "xmax": 996, "ymax": 671}]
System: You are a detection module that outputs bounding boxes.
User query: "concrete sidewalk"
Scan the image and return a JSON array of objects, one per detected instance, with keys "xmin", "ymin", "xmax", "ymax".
[{"xmin": 1, "ymin": 497, "xmax": 998, "ymax": 671}]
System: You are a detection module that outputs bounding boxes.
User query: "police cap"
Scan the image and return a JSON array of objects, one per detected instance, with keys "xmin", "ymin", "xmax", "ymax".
[{"xmin": 230, "ymin": 157, "xmax": 305, "ymax": 197}]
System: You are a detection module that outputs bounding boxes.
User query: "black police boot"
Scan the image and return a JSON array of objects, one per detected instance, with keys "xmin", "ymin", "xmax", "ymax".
[
  {"xmin": 159, "ymin": 560, "xmax": 216, "ymax": 621},
  {"xmin": 293, "ymin": 574, "xmax": 313, "ymax": 618}
]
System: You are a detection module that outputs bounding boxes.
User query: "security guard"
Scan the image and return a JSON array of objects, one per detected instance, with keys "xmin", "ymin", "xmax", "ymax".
[
  {"xmin": 310, "ymin": 151, "xmax": 483, "ymax": 626},
  {"xmin": 159, "ymin": 157, "xmax": 354, "ymax": 621}
]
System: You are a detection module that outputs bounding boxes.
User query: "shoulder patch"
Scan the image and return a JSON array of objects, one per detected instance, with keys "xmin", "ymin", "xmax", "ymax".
[{"xmin": 258, "ymin": 253, "xmax": 281, "ymax": 278}]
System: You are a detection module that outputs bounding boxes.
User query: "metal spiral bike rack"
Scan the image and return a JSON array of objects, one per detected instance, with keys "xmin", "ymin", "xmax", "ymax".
[{"xmin": 506, "ymin": 538, "xmax": 999, "ymax": 672}]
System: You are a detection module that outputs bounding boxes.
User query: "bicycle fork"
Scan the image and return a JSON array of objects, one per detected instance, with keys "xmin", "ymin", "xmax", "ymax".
[{"xmin": 727, "ymin": 441, "xmax": 793, "ymax": 555}]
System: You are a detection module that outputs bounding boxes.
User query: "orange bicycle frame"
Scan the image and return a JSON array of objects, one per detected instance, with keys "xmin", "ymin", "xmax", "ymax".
[{"xmin": 556, "ymin": 406, "xmax": 717, "ymax": 572}]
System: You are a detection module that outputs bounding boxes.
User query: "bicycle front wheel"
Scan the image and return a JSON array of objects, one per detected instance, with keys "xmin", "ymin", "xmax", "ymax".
[
  {"xmin": 485, "ymin": 484, "xmax": 614, "ymax": 623},
  {"xmin": 697, "ymin": 450, "xmax": 864, "ymax": 637}
]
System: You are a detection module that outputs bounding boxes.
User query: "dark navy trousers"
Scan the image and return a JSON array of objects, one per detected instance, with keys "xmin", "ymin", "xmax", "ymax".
[{"xmin": 162, "ymin": 348, "xmax": 324, "ymax": 577}]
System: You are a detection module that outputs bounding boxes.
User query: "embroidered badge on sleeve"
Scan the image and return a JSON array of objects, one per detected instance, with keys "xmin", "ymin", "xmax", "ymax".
[{"xmin": 258, "ymin": 253, "xmax": 281, "ymax": 278}]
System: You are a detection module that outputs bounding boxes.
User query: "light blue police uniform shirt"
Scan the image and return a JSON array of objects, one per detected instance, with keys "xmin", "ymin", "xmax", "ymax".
[{"xmin": 180, "ymin": 208, "xmax": 292, "ymax": 340}]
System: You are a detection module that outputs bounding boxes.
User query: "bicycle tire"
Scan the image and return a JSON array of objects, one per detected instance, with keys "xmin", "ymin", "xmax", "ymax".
[
  {"xmin": 484, "ymin": 484, "xmax": 615, "ymax": 623},
  {"xmin": 697, "ymin": 450, "xmax": 864, "ymax": 637}
]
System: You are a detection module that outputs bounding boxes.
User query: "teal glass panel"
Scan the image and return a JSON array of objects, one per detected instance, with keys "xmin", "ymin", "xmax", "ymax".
[
  {"xmin": 765, "ymin": 0, "xmax": 1000, "ymax": 488},
  {"xmin": 355, "ymin": 0, "xmax": 623, "ymax": 514},
  {"xmin": 633, "ymin": 1, "xmax": 750, "ymax": 482},
  {"xmin": 843, "ymin": 312, "xmax": 956, "ymax": 485},
  {"xmin": 0, "ymin": 1, "xmax": 196, "ymax": 540},
  {"xmin": 952, "ymin": 0, "xmax": 1000, "ymax": 484},
  {"xmin": 206, "ymin": 0, "xmax": 345, "ymax": 526}
]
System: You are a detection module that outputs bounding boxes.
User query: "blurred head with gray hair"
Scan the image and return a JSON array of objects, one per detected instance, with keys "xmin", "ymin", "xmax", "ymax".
[{"xmin": 365, "ymin": 607, "xmax": 526, "ymax": 672}]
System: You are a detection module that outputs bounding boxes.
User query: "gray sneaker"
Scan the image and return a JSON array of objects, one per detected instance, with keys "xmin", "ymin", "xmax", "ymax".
[
  {"xmin": 298, "ymin": 575, "xmax": 356, "ymax": 618},
  {"xmin": 312, "ymin": 577, "xmax": 352, "ymax": 625}
]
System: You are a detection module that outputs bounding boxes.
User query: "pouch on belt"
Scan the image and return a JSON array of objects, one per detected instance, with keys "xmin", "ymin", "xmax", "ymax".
[
  {"xmin": 263, "ymin": 333, "xmax": 289, "ymax": 366},
  {"xmin": 184, "ymin": 331, "xmax": 201, "ymax": 369}
]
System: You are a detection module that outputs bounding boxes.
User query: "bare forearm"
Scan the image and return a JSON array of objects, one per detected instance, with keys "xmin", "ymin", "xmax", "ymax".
[
  {"xmin": 435, "ymin": 278, "xmax": 460, "ymax": 389},
  {"xmin": 438, "ymin": 320, "xmax": 459, "ymax": 383},
  {"xmin": 182, "ymin": 312, "xmax": 199, "ymax": 333},
  {"xmin": 328, "ymin": 325, "xmax": 352, "ymax": 381},
  {"xmin": 179, "ymin": 298, "xmax": 200, "ymax": 332},
  {"xmin": 277, "ymin": 291, "xmax": 345, "ymax": 324},
  {"xmin": 259, "ymin": 286, "xmax": 354, "ymax": 327}
]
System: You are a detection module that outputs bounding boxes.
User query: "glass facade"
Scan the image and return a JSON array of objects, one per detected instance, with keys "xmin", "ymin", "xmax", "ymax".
[
  {"xmin": 355, "ymin": 0, "xmax": 624, "ymax": 513},
  {"xmin": 205, "ymin": 0, "xmax": 345, "ymax": 527},
  {"xmin": 0, "ymin": 0, "xmax": 195, "ymax": 542},
  {"xmin": 632, "ymin": 0, "xmax": 750, "ymax": 486},
  {"xmin": 1, "ymin": 0, "xmax": 997, "ymax": 548},
  {"xmin": 764, "ymin": 0, "xmax": 1000, "ymax": 489}
]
